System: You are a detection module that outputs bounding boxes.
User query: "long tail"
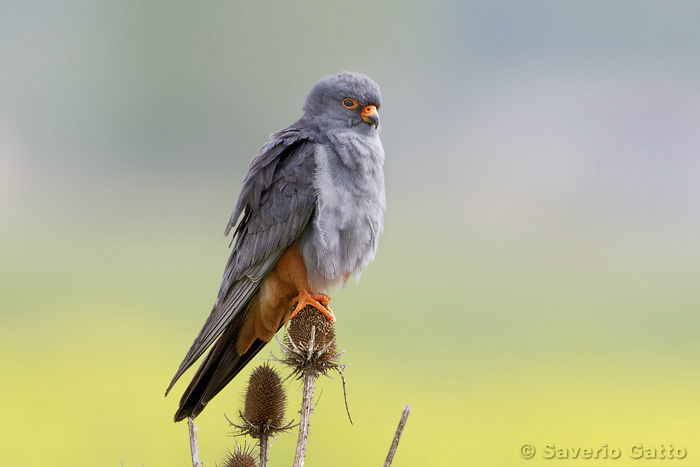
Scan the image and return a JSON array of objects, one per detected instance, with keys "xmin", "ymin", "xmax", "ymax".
[{"xmin": 173, "ymin": 308, "xmax": 270, "ymax": 422}]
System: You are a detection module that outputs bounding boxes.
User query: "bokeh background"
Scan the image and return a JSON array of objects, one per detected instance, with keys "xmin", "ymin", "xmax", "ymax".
[{"xmin": 2, "ymin": 1, "xmax": 700, "ymax": 466}]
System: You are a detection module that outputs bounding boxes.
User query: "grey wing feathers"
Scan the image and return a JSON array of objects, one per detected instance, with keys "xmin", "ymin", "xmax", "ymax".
[
  {"xmin": 218, "ymin": 129, "xmax": 313, "ymax": 298},
  {"xmin": 166, "ymin": 130, "xmax": 317, "ymax": 395},
  {"xmin": 226, "ymin": 130, "xmax": 310, "ymax": 236}
]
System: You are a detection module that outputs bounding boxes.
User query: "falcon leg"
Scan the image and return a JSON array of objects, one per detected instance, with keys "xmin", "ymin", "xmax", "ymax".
[{"xmin": 290, "ymin": 290, "xmax": 336, "ymax": 323}]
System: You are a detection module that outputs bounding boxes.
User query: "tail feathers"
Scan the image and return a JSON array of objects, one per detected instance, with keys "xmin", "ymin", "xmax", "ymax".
[{"xmin": 173, "ymin": 321, "xmax": 270, "ymax": 422}]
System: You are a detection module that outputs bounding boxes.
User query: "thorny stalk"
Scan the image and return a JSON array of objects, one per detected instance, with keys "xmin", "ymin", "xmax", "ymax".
[
  {"xmin": 383, "ymin": 404, "xmax": 412, "ymax": 467},
  {"xmin": 259, "ymin": 434, "xmax": 268, "ymax": 467},
  {"xmin": 187, "ymin": 417, "xmax": 201, "ymax": 467},
  {"xmin": 293, "ymin": 370, "xmax": 316, "ymax": 467},
  {"xmin": 226, "ymin": 363, "xmax": 291, "ymax": 466},
  {"xmin": 186, "ymin": 306, "xmax": 413, "ymax": 466},
  {"xmin": 280, "ymin": 309, "xmax": 343, "ymax": 467}
]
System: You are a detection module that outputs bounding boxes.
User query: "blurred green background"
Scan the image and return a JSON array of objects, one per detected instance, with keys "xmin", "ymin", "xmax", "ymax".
[{"xmin": 2, "ymin": 1, "xmax": 700, "ymax": 466}]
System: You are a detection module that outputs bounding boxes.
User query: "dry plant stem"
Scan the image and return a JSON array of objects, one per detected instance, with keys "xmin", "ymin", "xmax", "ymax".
[
  {"xmin": 259, "ymin": 435, "xmax": 269, "ymax": 467},
  {"xmin": 187, "ymin": 417, "xmax": 201, "ymax": 467},
  {"xmin": 383, "ymin": 404, "xmax": 411, "ymax": 467},
  {"xmin": 293, "ymin": 370, "xmax": 316, "ymax": 467}
]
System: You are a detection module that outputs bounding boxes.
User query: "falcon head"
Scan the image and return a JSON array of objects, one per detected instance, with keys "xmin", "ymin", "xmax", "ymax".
[{"xmin": 303, "ymin": 72, "xmax": 382, "ymax": 132}]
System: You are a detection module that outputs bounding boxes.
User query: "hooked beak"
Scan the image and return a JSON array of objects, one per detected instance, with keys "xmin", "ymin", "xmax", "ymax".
[{"xmin": 361, "ymin": 105, "xmax": 379, "ymax": 129}]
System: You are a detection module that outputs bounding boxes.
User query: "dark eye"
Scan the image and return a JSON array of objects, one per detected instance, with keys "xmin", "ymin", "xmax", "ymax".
[{"xmin": 342, "ymin": 98, "xmax": 358, "ymax": 109}]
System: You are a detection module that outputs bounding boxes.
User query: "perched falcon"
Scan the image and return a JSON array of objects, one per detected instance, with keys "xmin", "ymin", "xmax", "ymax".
[{"xmin": 166, "ymin": 72, "xmax": 385, "ymax": 421}]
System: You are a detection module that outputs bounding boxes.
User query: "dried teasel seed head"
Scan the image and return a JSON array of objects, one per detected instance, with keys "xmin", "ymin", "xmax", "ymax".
[
  {"xmin": 287, "ymin": 306, "xmax": 337, "ymax": 356},
  {"xmin": 241, "ymin": 364, "xmax": 287, "ymax": 438},
  {"xmin": 277, "ymin": 306, "xmax": 352, "ymax": 423},
  {"xmin": 281, "ymin": 306, "xmax": 342, "ymax": 377},
  {"xmin": 221, "ymin": 445, "xmax": 257, "ymax": 467}
]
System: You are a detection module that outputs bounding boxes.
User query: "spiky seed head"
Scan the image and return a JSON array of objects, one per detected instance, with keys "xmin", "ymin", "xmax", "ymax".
[
  {"xmin": 221, "ymin": 446, "xmax": 257, "ymax": 467},
  {"xmin": 282, "ymin": 306, "xmax": 342, "ymax": 377},
  {"xmin": 242, "ymin": 364, "xmax": 287, "ymax": 438},
  {"xmin": 277, "ymin": 306, "xmax": 352, "ymax": 423},
  {"xmin": 287, "ymin": 306, "xmax": 337, "ymax": 358}
]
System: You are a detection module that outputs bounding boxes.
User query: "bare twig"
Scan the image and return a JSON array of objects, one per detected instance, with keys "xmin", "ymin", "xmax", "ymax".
[
  {"xmin": 293, "ymin": 370, "xmax": 316, "ymax": 467},
  {"xmin": 339, "ymin": 365, "xmax": 352, "ymax": 424},
  {"xmin": 384, "ymin": 404, "xmax": 411, "ymax": 467},
  {"xmin": 259, "ymin": 434, "xmax": 269, "ymax": 467},
  {"xmin": 188, "ymin": 416, "xmax": 201, "ymax": 467}
]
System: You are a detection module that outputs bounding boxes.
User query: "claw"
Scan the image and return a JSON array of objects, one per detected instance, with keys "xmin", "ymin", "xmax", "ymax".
[{"xmin": 290, "ymin": 290, "xmax": 336, "ymax": 323}]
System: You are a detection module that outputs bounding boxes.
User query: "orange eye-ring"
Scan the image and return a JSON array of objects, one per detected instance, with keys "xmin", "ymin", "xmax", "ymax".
[{"xmin": 342, "ymin": 98, "xmax": 358, "ymax": 109}]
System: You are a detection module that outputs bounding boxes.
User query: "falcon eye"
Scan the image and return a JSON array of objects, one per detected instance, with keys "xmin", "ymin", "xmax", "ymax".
[{"xmin": 342, "ymin": 98, "xmax": 358, "ymax": 109}]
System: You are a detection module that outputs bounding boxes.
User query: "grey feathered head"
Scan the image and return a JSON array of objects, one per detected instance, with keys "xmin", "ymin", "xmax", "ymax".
[{"xmin": 302, "ymin": 72, "xmax": 382, "ymax": 132}]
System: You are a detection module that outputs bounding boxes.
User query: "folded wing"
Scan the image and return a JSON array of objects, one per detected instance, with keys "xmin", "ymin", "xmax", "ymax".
[{"xmin": 166, "ymin": 128, "xmax": 317, "ymax": 396}]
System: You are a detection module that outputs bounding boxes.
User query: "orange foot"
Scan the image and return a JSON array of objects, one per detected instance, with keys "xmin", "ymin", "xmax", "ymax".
[{"xmin": 290, "ymin": 290, "xmax": 336, "ymax": 323}]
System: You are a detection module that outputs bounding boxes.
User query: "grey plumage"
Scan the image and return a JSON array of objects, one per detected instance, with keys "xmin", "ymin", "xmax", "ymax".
[
  {"xmin": 167, "ymin": 72, "xmax": 385, "ymax": 420},
  {"xmin": 299, "ymin": 132, "xmax": 385, "ymax": 290},
  {"xmin": 166, "ymin": 136, "xmax": 316, "ymax": 398}
]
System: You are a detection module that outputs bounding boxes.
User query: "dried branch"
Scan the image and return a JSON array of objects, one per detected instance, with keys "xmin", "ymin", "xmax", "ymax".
[
  {"xmin": 383, "ymin": 404, "xmax": 411, "ymax": 467},
  {"xmin": 201, "ymin": 305, "xmax": 413, "ymax": 467},
  {"xmin": 293, "ymin": 369, "xmax": 316, "ymax": 467},
  {"xmin": 259, "ymin": 435, "xmax": 268, "ymax": 467},
  {"xmin": 187, "ymin": 417, "xmax": 201, "ymax": 467}
]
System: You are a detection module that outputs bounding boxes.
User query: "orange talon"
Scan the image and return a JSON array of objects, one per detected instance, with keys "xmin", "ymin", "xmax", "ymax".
[{"xmin": 290, "ymin": 290, "xmax": 336, "ymax": 323}]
